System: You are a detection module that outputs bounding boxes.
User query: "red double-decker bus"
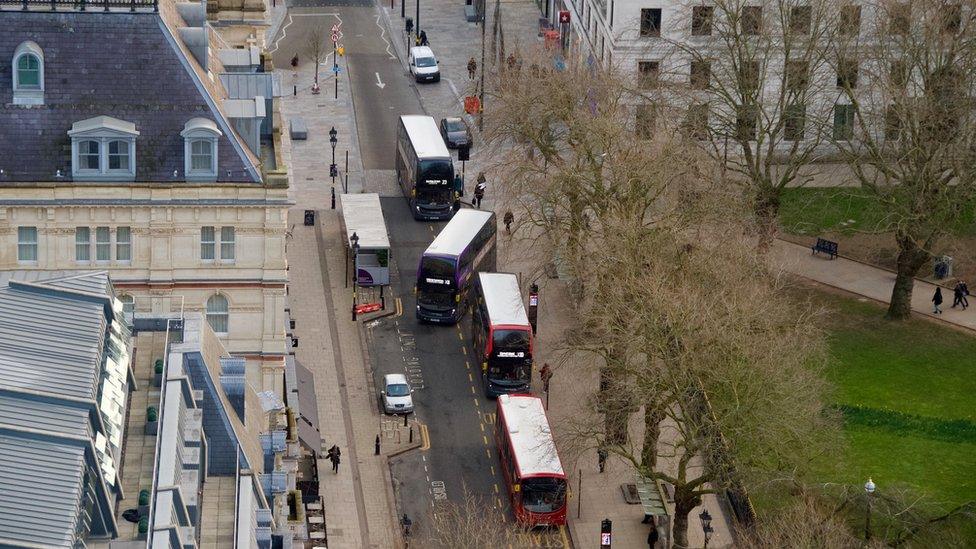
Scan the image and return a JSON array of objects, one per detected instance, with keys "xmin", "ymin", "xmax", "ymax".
[
  {"xmin": 494, "ymin": 394, "xmax": 567, "ymax": 527},
  {"xmin": 470, "ymin": 272, "xmax": 533, "ymax": 397}
]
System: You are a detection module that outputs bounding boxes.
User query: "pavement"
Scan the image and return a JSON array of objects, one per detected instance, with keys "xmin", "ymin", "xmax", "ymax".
[{"xmin": 772, "ymin": 239, "xmax": 976, "ymax": 331}]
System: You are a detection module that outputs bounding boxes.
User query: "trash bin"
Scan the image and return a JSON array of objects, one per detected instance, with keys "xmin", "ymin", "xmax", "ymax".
[{"xmin": 934, "ymin": 255, "xmax": 953, "ymax": 279}]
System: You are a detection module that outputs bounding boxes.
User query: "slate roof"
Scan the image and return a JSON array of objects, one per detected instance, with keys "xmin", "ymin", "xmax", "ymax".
[{"xmin": 0, "ymin": 12, "xmax": 260, "ymax": 183}]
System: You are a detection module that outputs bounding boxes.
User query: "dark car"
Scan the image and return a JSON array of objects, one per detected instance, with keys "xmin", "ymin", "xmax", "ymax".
[{"xmin": 439, "ymin": 117, "xmax": 472, "ymax": 149}]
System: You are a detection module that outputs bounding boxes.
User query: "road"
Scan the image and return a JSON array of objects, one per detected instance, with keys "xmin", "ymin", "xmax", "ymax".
[{"xmin": 273, "ymin": 1, "xmax": 567, "ymax": 545}]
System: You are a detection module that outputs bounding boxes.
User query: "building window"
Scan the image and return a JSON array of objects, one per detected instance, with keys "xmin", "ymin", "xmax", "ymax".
[
  {"xmin": 119, "ymin": 294, "xmax": 135, "ymax": 324},
  {"xmin": 17, "ymin": 226, "xmax": 37, "ymax": 262},
  {"xmin": 742, "ymin": 6, "xmax": 762, "ymax": 35},
  {"xmin": 786, "ymin": 60, "xmax": 809, "ymax": 94},
  {"xmin": 206, "ymin": 294, "xmax": 229, "ymax": 334},
  {"xmin": 116, "ymin": 227, "xmax": 132, "ymax": 262},
  {"xmin": 636, "ymin": 104, "xmax": 656, "ymax": 138},
  {"xmin": 637, "ymin": 61, "xmax": 660, "ymax": 89},
  {"xmin": 690, "ymin": 60, "xmax": 711, "ymax": 89},
  {"xmin": 201, "ymin": 226, "xmax": 216, "ymax": 260},
  {"xmin": 784, "ymin": 103, "xmax": 806, "ymax": 141},
  {"xmin": 96, "ymin": 227, "xmax": 111, "ymax": 261},
  {"xmin": 789, "ymin": 5, "xmax": 811, "ymax": 34},
  {"xmin": 736, "ymin": 105, "xmax": 759, "ymax": 141},
  {"xmin": 839, "ymin": 5, "xmax": 861, "ymax": 36},
  {"xmin": 685, "ymin": 104, "xmax": 709, "ymax": 140},
  {"xmin": 837, "ymin": 58, "xmax": 858, "ymax": 88},
  {"xmin": 68, "ymin": 116, "xmax": 139, "ymax": 181},
  {"xmin": 890, "ymin": 3, "xmax": 910, "ymax": 35},
  {"xmin": 640, "ymin": 8, "xmax": 662, "ymax": 37},
  {"xmin": 76, "ymin": 227, "xmax": 91, "ymax": 262},
  {"xmin": 181, "ymin": 118, "xmax": 222, "ymax": 182},
  {"xmin": 220, "ymin": 226, "xmax": 236, "ymax": 262},
  {"xmin": 79, "ymin": 140, "xmax": 101, "ymax": 171},
  {"xmin": 740, "ymin": 61, "xmax": 760, "ymax": 94},
  {"xmin": 691, "ymin": 6, "xmax": 713, "ymax": 36},
  {"xmin": 12, "ymin": 41, "xmax": 44, "ymax": 105},
  {"xmin": 833, "ymin": 104, "xmax": 855, "ymax": 140},
  {"xmin": 108, "ymin": 140, "xmax": 131, "ymax": 171}
]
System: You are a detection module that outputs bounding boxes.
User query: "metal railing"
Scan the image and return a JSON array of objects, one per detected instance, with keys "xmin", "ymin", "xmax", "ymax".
[{"xmin": 0, "ymin": 0, "xmax": 157, "ymax": 12}]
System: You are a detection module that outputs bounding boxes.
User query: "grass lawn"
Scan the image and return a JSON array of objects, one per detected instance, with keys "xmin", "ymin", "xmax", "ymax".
[
  {"xmin": 799, "ymin": 287, "xmax": 976, "ymax": 508},
  {"xmin": 778, "ymin": 187, "xmax": 976, "ymax": 237}
]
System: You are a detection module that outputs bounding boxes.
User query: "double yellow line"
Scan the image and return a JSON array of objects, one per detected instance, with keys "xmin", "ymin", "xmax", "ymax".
[
  {"xmin": 394, "ymin": 297, "xmax": 403, "ymax": 317},
  {"xmin": 419, "ymin": 422, "xmax": 431, "ymax": 450}
]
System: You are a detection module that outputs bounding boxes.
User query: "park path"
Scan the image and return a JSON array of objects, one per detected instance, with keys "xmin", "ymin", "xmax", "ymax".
[{"xmin": 772, "ymin": 239, "xmax": 976, "ymax": 331}]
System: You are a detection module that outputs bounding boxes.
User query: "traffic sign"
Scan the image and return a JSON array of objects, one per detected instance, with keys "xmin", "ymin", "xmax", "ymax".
[
  {"xmin": 331, "ymin": 32, "xmax": 339, "ymax": 43},
  {"xmin": 559, "ymin": 10, "xmax": 570, "ymax": 23},
  {"xmin": 331, "ymin": 65, "xmax": 342, "ymax": 74},
  {"xmin": 331, "ymin": 23, "xmax": 341, "ymax": 32},
  {"xmin": 337, "ymin": 45, "xmax": 346, "ymax": 56}
]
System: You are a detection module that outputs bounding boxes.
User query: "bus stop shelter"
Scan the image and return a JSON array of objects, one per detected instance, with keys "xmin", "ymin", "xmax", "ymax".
[{"xmin": 340, "ymin": 193, "xmax": 391, "ymax": 287}]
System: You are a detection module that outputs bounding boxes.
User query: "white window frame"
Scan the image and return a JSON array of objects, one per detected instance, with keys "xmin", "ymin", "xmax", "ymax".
[
  {"xmin": 220, "ymin": 226, "xmax": 236, "ymax": 263},
  {"xmin": 17, "ymin": 226, "xmax": 38, "ymax": 263},
  {"xmin": 68, "ymin": 116, "xmax": 139, "ymax": 182},
  {"xmin": 95, "ymin": 226, "xmax": 111, "ymax": 262},
  {"xmin": 76, "ymin": 227, "xmax": 91, "ymax": 262},
  {"xmin": 181, "ymin": 118, "xmax": 222, "ymax": 182},
  {"xmin": 116, "ymin": 227, "xmax": 132, "ymax": 263},
  {"xmin": 12, "ymin": 41, "xmax": 44, "ymax": 106},
  {"xmin": 206, "ymin": 294, "xmax": 230, "ymax": 335},
  {"xmin": 201, "ymin": 226, "xmax": 216, "ymax": 261}
]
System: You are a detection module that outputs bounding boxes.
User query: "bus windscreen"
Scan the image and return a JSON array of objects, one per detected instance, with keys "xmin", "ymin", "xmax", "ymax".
[
  {"xmin": 418, "ymin": 256, "xmax": 456, "ymax": 307},
  {"xmin": 489, "ymin": 329, "xmax": 531, "ymax": 383},
  {"xmin": 417, "ymin": 160, "xmax": 453, "ymax": 205},
  {"xmin": 521, "ymin": 477, "xmax": 567, "ymax": 514}
]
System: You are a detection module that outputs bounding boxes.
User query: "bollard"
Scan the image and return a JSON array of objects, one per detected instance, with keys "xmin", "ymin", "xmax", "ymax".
[
  {"xmin": 293, "ymin": 84, "xmax": 297, "ymax": 96},
  {"xmin": 403, "ymin": 414, "xmax": 408, "ymax": 427},
  {"xmin": 409, "ymin": 426, "xmax": 414, "ymax": 443},
  {"xmin": 331, "ymin": 187, "xmax": 336, "ymax": 209},
  {"xmin": 375, "ymin": 435, "xmax": 381, "ymax": 455}
]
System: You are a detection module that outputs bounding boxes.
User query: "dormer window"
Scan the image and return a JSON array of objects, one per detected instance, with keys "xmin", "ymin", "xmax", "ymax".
[
  {"xmin": 12, "ymin": 41, "xmax": 44, "ymax": 105},
  {"xmin": 68, "ymin": 116, "xmax": 139, "ymax": 181},
  {"xmin": 181, "ymin": 118, "xmax": 222, "ymax": 182}
]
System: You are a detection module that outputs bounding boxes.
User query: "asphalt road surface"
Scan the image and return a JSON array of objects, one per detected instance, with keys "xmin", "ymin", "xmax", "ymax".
[{"xmin": 276, "ymin": 0, "xmax": 567, "ymax": 544}]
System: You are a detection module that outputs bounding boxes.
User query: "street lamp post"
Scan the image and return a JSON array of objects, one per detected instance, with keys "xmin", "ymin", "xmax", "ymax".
[
  {"xmin": 415, "ymin": 0, "xmax": 420, "ymax": 45},
  {"xmin": 699, "ymin": 509, "xmax": 714, "ymax": 549},
  {"xmin": 329, "ymin": 127, "xmax": 338, "ymax": 196},
  {"xmin": 864, "ymin": 477, "xmax": 876, "ymax": 541},
  {"xmin": 351, "ymin": 232, "xmax": 360, "ymax": 321}
]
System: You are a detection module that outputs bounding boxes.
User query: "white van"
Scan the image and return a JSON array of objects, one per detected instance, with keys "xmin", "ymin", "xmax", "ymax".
[{"xmin": 408, "ymin": 46, "xmax": 440, "ymax": 83}]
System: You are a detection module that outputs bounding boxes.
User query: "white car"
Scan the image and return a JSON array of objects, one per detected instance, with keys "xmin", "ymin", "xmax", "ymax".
[
  {"xmin": 381, "ymin": 373, "xmax": 414, "ymax": 414},
  {"xmin": 408, "ymin": 46, "xmax": 440, "ymax": 83}
]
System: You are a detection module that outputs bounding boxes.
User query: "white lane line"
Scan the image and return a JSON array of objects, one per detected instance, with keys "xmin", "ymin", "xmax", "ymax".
[{"xmin": 375, "ymin": 13, "xmax": 397, "ymax": 60}]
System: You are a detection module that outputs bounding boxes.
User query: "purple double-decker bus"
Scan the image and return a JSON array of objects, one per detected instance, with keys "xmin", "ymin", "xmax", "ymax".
[{"xmin": 416, "ymin": 209, "xmax": 497, "ymax": 323}]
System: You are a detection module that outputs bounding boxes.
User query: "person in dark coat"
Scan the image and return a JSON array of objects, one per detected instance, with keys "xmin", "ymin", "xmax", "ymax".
[
  {"xmin": 473, "ymin": 174, "xmax": 486, "ymax": 209},
  {"xmin": 953, "ymin": 281, "xmax": 966, "ymax": 309},
  {"xmin": 503, "ymin": 211, "xmax": 514, "ymax": 233},
  {"xmin": 961, "ymin": 281, "xmax": 970, "ymax": 309},
  {"xmin": 647, "ymin": 526, "xmax": 660, "ymax": 548},
  {"xmin": 933, "ymin": 287, "xmax": 944, "ymax": 314},
  {"xmin": 419, "ymin": 30, "xmax": 429, "ymax": 46},
  {"xmin": 467, "ymin": 57, "xmax": 477, "ymax": 80}
]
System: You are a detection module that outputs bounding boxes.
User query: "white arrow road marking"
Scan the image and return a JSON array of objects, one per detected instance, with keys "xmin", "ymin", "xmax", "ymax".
[{"xmin": 375, "ymin": 72, "xmax": 386, "ymax": 89}]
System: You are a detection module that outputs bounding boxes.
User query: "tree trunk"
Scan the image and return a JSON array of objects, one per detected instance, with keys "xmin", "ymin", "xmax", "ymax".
[
  {"xmin": 754, "ymin": 190, "xmax": 781, "ymax": 253},
  {"xmin": 887, "ymin": 233, "xmax": 929, "ymax": 320},
  {"xmin": 671, "ymin": 485, "xmax": 701, "ymax": 548},
  {"xmin": 641, "ymin": 406, "xmax": 664, "ymax": 470}
]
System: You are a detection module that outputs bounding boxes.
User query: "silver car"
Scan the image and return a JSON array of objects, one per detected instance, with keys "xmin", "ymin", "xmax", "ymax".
[{"xmin": 381, "ymin": 373, "xmax": 414, "ymax": 414}]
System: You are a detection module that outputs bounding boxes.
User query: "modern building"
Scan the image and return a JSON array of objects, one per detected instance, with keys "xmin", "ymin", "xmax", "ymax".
[
  {"xmin": 0, "ymin": 0, "xmax": 291, "ymax": 395},
  {"xmin": 0, "ymin": 271, "xmax": 133, "ymax": 547}
]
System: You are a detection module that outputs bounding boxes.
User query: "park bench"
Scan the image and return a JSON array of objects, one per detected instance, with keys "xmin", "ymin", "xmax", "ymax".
[{"xmin": 811, "ymin": 237, "xmax": 838, "ymax": 259}]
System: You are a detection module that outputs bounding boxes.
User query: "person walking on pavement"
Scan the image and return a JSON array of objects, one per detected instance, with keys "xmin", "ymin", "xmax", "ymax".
[
  {"xmin": 597, "ymin": 446, "xmax": 607, "ymax": 473},
  {"xmin": 933, "ymin": 287, "xmax": 944, "ymax": 314},
  {"xmin": 962, "ymin": 281, "xmax": 970, "ymax": 308},
  {"xmin": 467, "ymin": 57, "xmax": 477, "ymax": 80},
  {"xmin": 647, "ymin": 525, "xmax": 660, "ymax": 548},
  {"xmin": 329, "ymin": 444, "xmax": 341, "ymax": 473},
  {"xmin": 474, "ymin": 172, "xmax": 486, "ymax": 209},
  {"xmin": 419, "ymin": 30, "xmax": 429, "ymax": 46},
  {"xmin": 540, "ymin": 363, "xmax": 552, "ymax": 393},
  {"xmin": 953, "ymin": 281, "xmax": 966, "ymax": 309},
  {"xmin": 503, "ymin": 211, "xmax": 514, "ymax": 234}
]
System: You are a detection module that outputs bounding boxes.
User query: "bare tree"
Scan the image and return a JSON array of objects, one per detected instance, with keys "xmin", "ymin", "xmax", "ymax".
[
  {"xmin": 831, "ymin": 0, "xmax": 976, "ymax": 319},
  {"xmin": 420, "ymin": 490, "xmax": 532, "ymax": 548},
  {"xmin": 660, "ymin": 0, "xmax": 839, "ymax": 250},
  {"xmin": 305, "ymin": 30, "xmax": 325, "ymax": 90}
]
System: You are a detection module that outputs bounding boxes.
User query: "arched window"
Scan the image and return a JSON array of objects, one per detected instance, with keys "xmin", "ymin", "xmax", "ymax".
[
  {"xmin": 181, "ymin": 118, "xmax": 221, "ymax": 181},
  {"xmin": 12, "ymin": 41, "xmax": 44, "ymax": 105},
  {"xmin": 17, "ymin": 54, "xmax": 40, "ymax": 88},
  {"xmin": 119, "ymin": 295, "xmax": 135, "ymax": 323},
  {"xmin": 206, "ymin": 294, "xmax": 229, "ymax": 334}
]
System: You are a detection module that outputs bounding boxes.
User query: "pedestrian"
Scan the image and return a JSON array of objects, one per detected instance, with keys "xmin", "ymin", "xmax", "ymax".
[
  {"xmin": 503, "ymin": 211, "xmax": 514, "ymax": 233},
  {"xmin": 454, "ymin": 173, "xmax": 464, "ymax": 197},
  {"xmin": 467, "ymin": 57, "xmax": 477, "ymax": 80},
  {"xmin": 953, "ymin": 281, "xmax": 965, "ymax": 308},
  {"xmin": 647, "ymin": 525, "xmax": 659, "ymax": 548},
  {"xmin": 933, "ymin": 286, "xmax": 944, "ymax": 314},
  {"xmin": 597, "ymin": 446, "xmax": 607, "ymax": 473},
  {"xmin": 419, "ymin": 30, "xmax": 429, "ymax": 46},
  {"xmin": 540, "ymin": 362, "xmax": 552, "ymax": 393},
  {"xmin": 290, "ymin": 55, "xmax": 299, "ymax": 68},
  {"xmin": 474, "ymin": 174, "xmax": 486, "ymax": 209},
  {"xmin": 962, "ymin": 281, "xmax": 970, "ymax": 308}
]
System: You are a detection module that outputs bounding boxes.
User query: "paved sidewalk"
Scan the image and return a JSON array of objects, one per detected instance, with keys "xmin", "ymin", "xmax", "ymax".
[{"xmin": 772, "ymin": 239, "xmax": 976, "ymax": 331}]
